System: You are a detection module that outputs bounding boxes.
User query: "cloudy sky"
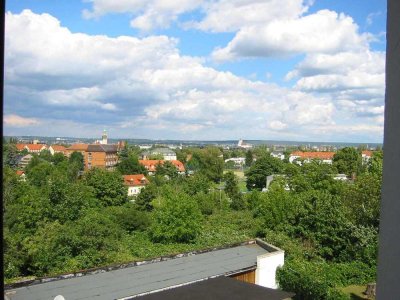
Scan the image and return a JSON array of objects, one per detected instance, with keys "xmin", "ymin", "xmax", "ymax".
[{"xmin": 4, "ymin": 0, "xmax": 386, "ymax": 142}]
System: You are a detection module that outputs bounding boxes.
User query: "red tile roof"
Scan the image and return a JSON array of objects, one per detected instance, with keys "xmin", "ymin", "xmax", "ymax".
[
  {"xmin": 16, "ymin": 144, "xmax": 27, "ymax": 151},
  {"xmin": 123, "ymin": 174, "xmax": 149, "ymax": 186},
  {"xmin": 362, "ymin": 150, "xmax": 373, "ymax": 157},
  {"xmin": 139, "ymin": 160, "xmax": 185, "ymax": 172},
  {"xmin": 27, "ymin": 144, "xmax": 48, "ymax": 151},
  {"xmin": 291, "ymin": 151, "xmax": 335, "ymax": 160},
  {"xmin": 16, "ymin": 170, "xmax": 25, "ymax": 176},
  {"xmin": 67, "ymin": 143, "xmax": 89, "ymax": 151},
  {"xmin": 50, "ymin": 145, "xmax": 67, "ymax": 151}
]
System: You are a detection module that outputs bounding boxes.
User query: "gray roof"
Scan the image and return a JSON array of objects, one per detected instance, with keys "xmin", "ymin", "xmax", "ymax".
[
  {"xmin": 6, "ymin": 244, "xmax": 267, "ymax": 300},
  {"xmin": 87, "ymin": 144, "xmax": 118, "ymax": 153}
]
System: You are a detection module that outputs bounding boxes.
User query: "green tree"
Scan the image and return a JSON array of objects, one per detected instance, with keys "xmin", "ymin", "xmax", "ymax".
[
  {"xmin": 333, "ymin": 147, "xmax": 362, "ymax": 176},
  {"xmin": 224, "ymin": 171, "xmax": 246, "ymax": 210},
  {"xmin": 150, "ymin": 190, "xmax": 202, "ymax": 243},
  {"xmin": 69, "ymin": 151, "xmax": 84, "ymax": 171},
  {"xmin": 245, "ymin": 150, "xmax": 254, "ymax": 167},
  {"xmin": 85, "ymin": 168, "xmax": 127, "ymax": 206},
  {"xmin": 189, "ymin": 147, "xmax": 224, "ymax": 183},
  {"xmin": 52, "ymin": 152, "xmax": 67, "ymax": 165},
  {"xmin": 155, "ymin": 161, "xmax": 178, "ymax": 179},
  {"xmin": 183, "ymin": 173, "xmax": 212, "ymax": 196},
  {"xmin": 117, "ymin": 154, "xmax": 147, "ymax": 175},
  {"xmin": 135, "ymin": 183, "xmax": 157, "ymax": 211},
  {"xmin": 246, "ymin": 155, "xmax": 283, "ymax": 190},
  {"xmin": 39, "ymin": 149, "xmax": 53, "ymax": 162},
  {"xmin": 3, "ymin": 142, "xmax": 19, "ymax": 169}
]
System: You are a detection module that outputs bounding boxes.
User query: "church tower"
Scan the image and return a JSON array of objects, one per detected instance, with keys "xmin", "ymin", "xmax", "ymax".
[{"xmin": 102, "ymin": 129, "xmax": 108, "ymax": 145}]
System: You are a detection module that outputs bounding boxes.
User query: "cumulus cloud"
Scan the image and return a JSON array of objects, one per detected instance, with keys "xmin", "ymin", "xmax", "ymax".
[
  {"xmin": 212, "ymin": 10, "xmax": 370, "ymax": 61},
  {"xmin": 4, "ymin": 114, "xmax": 40, "ymax": 127},
  {"xmin": 83, "ymin": 0, "xmax": 202, "ymax": 31},
  {"xmin": 4, "ymin": 9, "xmax": 383, "ymax": 142}
]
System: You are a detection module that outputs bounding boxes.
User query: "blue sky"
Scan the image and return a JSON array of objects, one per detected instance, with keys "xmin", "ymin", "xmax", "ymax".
[{"xmin": 4, "ymin": 0, "xmax": 386, "ymax": 142}]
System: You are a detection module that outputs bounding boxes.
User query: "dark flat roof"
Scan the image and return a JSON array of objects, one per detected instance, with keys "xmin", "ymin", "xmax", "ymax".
[
  {"xmin": 133, "ymin": 277, "xmax": 295, "ymax": 300},
  {"xmin": 5, "ymin": 244, "xmax": 267, "ymax": 300}
]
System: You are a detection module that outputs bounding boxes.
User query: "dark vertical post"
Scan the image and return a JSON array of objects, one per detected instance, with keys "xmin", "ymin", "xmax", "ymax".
[{"xmin": 376, "ymin": 1, "xmax": 400, "ymax": 298}]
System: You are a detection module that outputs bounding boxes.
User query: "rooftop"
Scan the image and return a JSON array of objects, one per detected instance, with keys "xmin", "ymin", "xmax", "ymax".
[{"xmin": 5, "ymin": 243, "xmax": 268, "ymax": 300}]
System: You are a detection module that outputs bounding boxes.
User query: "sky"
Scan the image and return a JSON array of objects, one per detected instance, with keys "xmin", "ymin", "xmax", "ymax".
[{"xmin": 4, "ymin": 0, "xmax": 387, "ymax": 142}]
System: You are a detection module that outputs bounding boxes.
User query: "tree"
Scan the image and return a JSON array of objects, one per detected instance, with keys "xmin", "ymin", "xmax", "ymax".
[
  {"xmin": 224, "ymin": 171, "xmax": 246, "ymax": 210},
  {"xmin": 84, "ymin": 168, "xmax": 127, "ymax": 206},
  {"xmin": 117, "ymin": 154, "xmax": 147, "ymax": 175},
  {"xmin": 69, "ymin": 151, "xmax": 84, "ymax": 171},
  {"xmin": 245, "ymin": 150, "xmax": 253, "ymax": 167},
  {"xmin": 39, "ymin": 149, "xmax": 53, "ymax": 162},
  {"xmin": 183, "ymin": 173, "xmax": 212, "ymax": 196},
  {"xmin": 3, "ymin": 142, "xmax": 19, "ymax": 169},
  {"xmin": 333, "ymin": 147, "xmax": 362, "ymax": 176},
  {"xmin": 246, "ymin": 155, "xmax": 283, "ymax": 190},
  {"xmin": 135, "ymin": 183, "xmax": 157, "ymax": 211},
  {"xmin": 52, "ymin": 152, "xmax": 67, "ymax": 165},
  {"xmin": 155, "ymin": 161, "xmax": 178, "ymax": 179},
  {"xmin": 189, "ymin": 147, "xmax": 224, "ymax": 183},
  {"xmin": 150, "ymin": 190, "xmax": 202, "ymax": 243}
]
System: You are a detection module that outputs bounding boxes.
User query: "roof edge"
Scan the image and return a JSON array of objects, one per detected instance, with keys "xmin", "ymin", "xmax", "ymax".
[{"xmin": 5, "ymin": 240, "xmax": 259, "ymax": 290}]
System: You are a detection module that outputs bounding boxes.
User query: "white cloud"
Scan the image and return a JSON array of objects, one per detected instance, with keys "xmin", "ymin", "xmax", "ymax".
[
  {"xmin": 4, "ymin": 114, "xmax": 40, "ymax": 127},
  {"xmin": 212, "ymin": 10, "xmax": 370, "ymax": 61},
  {"xmin": 187, "ymin": 0, "xmax": 307, "ymax": 32},
  {"xmin": 4, "ymin": 10, "xmax": 383, "ymax": 142},
  {"xmin": 83, "ymin": 0, "xmax": 202, "ymax": 31}
]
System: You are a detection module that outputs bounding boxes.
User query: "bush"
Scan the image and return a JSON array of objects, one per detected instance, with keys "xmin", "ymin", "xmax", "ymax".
[{"xmin": 150, "ymin": 190, "xmax": 202, "ymax": 243}]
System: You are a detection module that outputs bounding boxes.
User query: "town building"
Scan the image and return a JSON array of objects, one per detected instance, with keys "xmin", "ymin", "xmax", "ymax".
[
  {"xmin": 139, "ymin": 160, "xmax": 185, "ymax": 175},
  {"xmin": 4, "ymin": 239, "xmax": 289, "ymax": 300},
  {"xmin": 86, "ymin": 144, "xmax": 119, "ymax": 170},
  {"xmin": 16, "ymin": 170, "xmax": 26, "ymax": 181},
  {"xmin": 65, "ymin": 143, "xmax": 89, "ymax": 157},
  {"xmin": 16, "ymin": 143, "xmax": 47, "ymax": 153},
  {"xmin": 270, "ymin": 151, "xmax": 285, "ymax": 160},
  {"xmin": 225, "ymin": 157, "xmax": 246, "ymax": 167},
  {"xmin": 123, "ymin": 174, "xmax": 149, "ymax": 197},
  {"xmin": 289, "ymin": 151, "xmax": 335, "ymax": 165},
  {"xmin": 237, "ymin": 139, "xmax": 253, "ymax": 149},
  {"xmin": 48, "ymin": 145, "xmax": 67, "ymax": 155},
  {"xmin": 16, "ymin": 154, "xmax": 33, "ymax": 169},
  {"xmin": 362, "ymin": 150, "xmax": 373, "ymax": 165},
  {"xmin": 141, "ymin": 148, "xmax": 177, "ymax": 161}
]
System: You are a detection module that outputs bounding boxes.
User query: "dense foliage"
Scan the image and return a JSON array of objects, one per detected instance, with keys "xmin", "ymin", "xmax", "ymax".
[{"xmin": 3, "ymin": 140, "xmax": 382, "ymax": 300}]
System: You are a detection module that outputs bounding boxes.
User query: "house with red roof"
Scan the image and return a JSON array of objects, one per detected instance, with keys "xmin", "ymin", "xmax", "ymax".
[
  {"xmin": 139, "ymin": 160, "xmax": 185, "ymax": 175},
  {"xmin": 49, "ymin": 145, "xmax": 67, "ymax": 155},
  {"xmin": 16, "ymin": 170, "xmax": 27, "ymax": 181},
  {"xmin": 123, "ymin": 174, "xmax": 150, "ymax": 197},
  {"xmin": 16, "ymin": 143, "xmax": 48, "ymax": 153},
  {"xmin": 289, "ymin": 151, "xmax": 335, "ymax": 165},
  {"xmin": 361, "ymin": 150, "xmax": 374, "ymax": 165}
]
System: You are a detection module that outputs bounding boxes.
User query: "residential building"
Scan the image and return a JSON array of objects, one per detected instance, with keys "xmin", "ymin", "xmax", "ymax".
[
  {"xmin": 362, "ymin": 150, "xmax": 373, "ymax": 165},
  {"xmin": 270, "ymin": 151, "xmax": 285, "ymax": 160},
  {"xmin": 139, "ymin": 160, "xmax": 185, "ymax": 175},
  {"xmin": 16, "ymin": 143, "xmax": 47, "ymax": 153},
  {"xmin": 48, "ymin": 145, "xmax": 67, "ymax": 155},
  {"xmin": 17, "ymin": 154, "xmax": 33, "ymax": 169},
  {"xmin": 4, "ymin": 239, "xmax": 289, "ymax": 300},
  {"xmin": 333, "ymin": 174, "xmax": 349, "ymax": 181},
  {"xmin": 16, "ymin": 170, "xmax": 26, "ymax": 181},
  {"xmin": 86, "ymin": 144, "xmax": 119, "ymax": 170},
  {"xmin": 65, "ymin": 143, "xmax": 89, "ymax": 157},
  {"xmin": 141, "ymin": 148, "xmax": 177, "ymax": 161},
  {"xmin": 225, "ymin": 157, "xmax": 246, "ymax": 167},
  {"xmin": 123, "ymin": 174, "xmax": 149, "ymax": 197},
  {"xmin": 289, "ymin": 151, "xmax": 335, "ymax": 165}
]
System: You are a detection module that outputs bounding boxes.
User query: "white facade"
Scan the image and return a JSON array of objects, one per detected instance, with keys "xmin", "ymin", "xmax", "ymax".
[
  {"xmin": 225, "ymin": 157, "xmax": 245, "ymax": 166},
  {"xmin": 128, "ymin": 186, "xmax": 146, "ymax": 197},
  {"xmin": 271, "ymin": 152, "xmax": 285, "ymax": 160},
  {"xmin": 255, "ymin": 239, "xmax": 285, "ymax": 289}
]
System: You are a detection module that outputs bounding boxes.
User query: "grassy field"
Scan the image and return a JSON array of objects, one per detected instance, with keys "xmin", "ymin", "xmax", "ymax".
[
  {"xmin": 340, "ymin": 285, "xmax": 375, "ymax": 300},
  {"xmin": 223, "ymin": 170, "xmax": 248, "ymax": 192}
]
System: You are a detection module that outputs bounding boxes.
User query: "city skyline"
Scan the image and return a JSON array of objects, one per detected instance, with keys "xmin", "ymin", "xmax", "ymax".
[{"xmin": 4, "ymin": 0, "xmax": 386, "ymax": 142}]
